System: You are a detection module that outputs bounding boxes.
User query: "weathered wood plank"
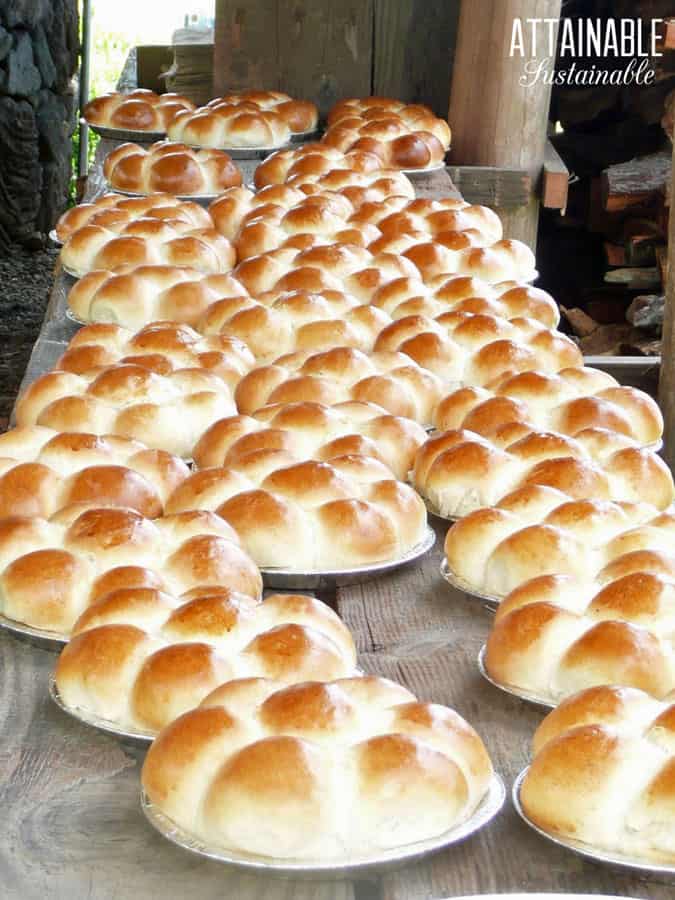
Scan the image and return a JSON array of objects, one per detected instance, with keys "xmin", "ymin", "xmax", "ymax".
[
  {"xmin": 406, "ymin": 168, "xmax": 462, "ymax": 201},
  {"xmin": 658, "ymin": 139, "xmax": 675, "ymax": 467},
  {"xmin": 445, "ymin": 165, "xmax": 531, "ymax": 208},
  {"xmin": 542, "ymin": 139, "xmax": 569, "ymax": 210},
  {"xmin": 213, "ymin": 0, "xmax": 281, "ymax": 96},
  {"xmin": 372, "ymin": 0, "xmax": 459, "ymax": 118}
]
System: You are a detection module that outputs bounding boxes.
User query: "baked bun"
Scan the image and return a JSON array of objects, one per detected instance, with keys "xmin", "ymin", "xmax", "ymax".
[
  {"xmin": 444, "ymin": 490, "xmax": 672, "ymax": 599},
  {"xmin": 15, "ymin": 361, "xmax": 237, "ymax": 458},
  {"xmin": 0, "ymin": 426, "xmax": 189, "ymax": 520},
  {"xmin": 167, "ymin": 439, "xmax": 428, "ymax": 569},
  {"xmin": 55, "ymin": 193, "xmax": 212, "ymax": 243},
  {"xmin": 217, "ymin": 90, "xmax": 319, "ymax": 132},
  {"xmin": 521, "ymin": 685, "xmax": 675, "ymax": 863},
  {"xmin": 434, "ymin": 367, "xmax": 663, "ymax": 447},
  {"xmin": 55, "ymin": 590, "xmax": 355, "ymax": 733},
  {"xmin": 142, "ymin": 674, "xmax": 493, "ymax": 860},
  {"xmin": 57, "ymin": 321, "xmax": 254, "ymax": 389},
  {"xmin": 103, "ymin": 141, "xmax": 242, "ymax": 196},
  {"xmin": 83, "ymin": 89, "xmax": 195, "ymax": 131},
  {"xmin": 413, "ymin": 428, "xmax": 673, "ymax": 518},
  {"xmin": 68, "ymin": 267, "xmax": 250, "ymax": 330},
  {"xmin": 0, "ymin": 507, "xmax": 261, "ymax": 635},
  {"xmin": 234, "ymin": 347, "xmax": 444, "ymax": 425},
  {"xmin": 61, "ymin": 218, "xmax": 236, "ymax": 280}
]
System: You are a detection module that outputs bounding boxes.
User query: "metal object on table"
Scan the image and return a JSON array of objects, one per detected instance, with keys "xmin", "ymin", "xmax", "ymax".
[
  {"xmin": 442, "ymin": 895, "xmax": 639, "ymax": 900},
  {"xmin": 289, "ymin": 128, "xmax": 321, "ymax": 143},
  {"xmin": 0, "ymin": 614, "xmax": 67, "ymax": 652},
  {"xmin": 260, "ymin": 526, "xmax": 435, "ymax": 590},
  {"xmin": 512, "ymin": 769, "xmax": 675, "ymax": 884},
  {"xmin": 82, "ymin": 119, "xmax": 167, "ymax": 143},
  {"xmin": 440, "ymin": 558, "xmax": 500, "ymax": 609},
  {"xmin": 105, "ymin": 184, "xmax": 220, "ymax": 204},
  {"xmin": 48, "ymin": 229, "xmax": 62, "ymax": 247},
  {"xmin": 400, "ymin": 161, "xmax": 449, "ymax": 175},
  {"xmin": 49, "ymin": 676, "xmax": 155, "ymax": 745},
  {"xmin": 477, "ymin": 646, "xmax": 554, "ymax": 710},
  {"xmin": 141, "ymin": 772, "xmax": 505, "ymax": 880},
  {"xmin": 183, "ymin": 143, "xmax": 291, "ymax": 160}
]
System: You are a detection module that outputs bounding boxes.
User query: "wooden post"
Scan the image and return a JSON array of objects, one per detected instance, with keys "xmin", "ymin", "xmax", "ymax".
[
  {"xmin": 657, "ymin": 136, "xmax": 675, "ymax": 468},
  {"xmin": 448, "ymin": 0, "xmax": 562, "ymax": 249}
]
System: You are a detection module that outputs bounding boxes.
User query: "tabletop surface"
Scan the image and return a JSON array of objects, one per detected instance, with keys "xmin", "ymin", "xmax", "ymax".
[{"xmin": 1, "ymin": 145, "xmax": 672, "ymax": 900}]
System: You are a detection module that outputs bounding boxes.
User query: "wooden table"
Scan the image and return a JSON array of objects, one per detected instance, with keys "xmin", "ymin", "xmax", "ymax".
[{"xmin": 1, "ymin": 155, "xmax": 671, "ymax": 900}]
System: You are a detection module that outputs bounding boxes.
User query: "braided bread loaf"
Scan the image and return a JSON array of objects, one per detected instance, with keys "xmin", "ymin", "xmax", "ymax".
[
  {"xmin": 444, "ymin": 485, "xmax": 675, "ymax": 598},
  {"xmin": 215, "ymin": 90, "xmax": 319, "ymax": 132},
  {"xmin": 434, "ymin": 368, "xmax": 663, "ymax": 447},
  {"xmin": 0, "ymin": 426, "xmax": 188, "ymax": 520},
  {"xmin": 15, "ymin": 362, "xmax": 236, "ymax": 458},
  {"xmin": 56, "ymin": 322, "xmax": 254, "ymax": 389},
  {"xmin": 142, "ymin": 674, "xmax": 493, "ymax": 861},
  {"xmin": 54, "ymin": 193, "xmax": 213, "ymax": 243},
  {"xmin": 234, "ymin": 347, "xmax": 444, "ymax": 424},
  {"xmin": 485, "ymin": 573, "xmax": 675, "ymax": 704},
  {"xmin": 413, "ymin": 427, "xmax": 674, "ymax": 518},
  {"xmin": 0, "ymin": 507, "xmax": 261, "ymax": 635},
  {"xmin": 55, "ymin": 590, "xmax": 355, "ymax": 734},
  {"xmin": 167, "ymin": 102, "xmax": 292, "ymax": 149},
  {"xmin": 103, "ymin": 141, "xmax": 242, "ymax": 196},
  {"xmin": 167, "ymin": 443, "xmax": 427, "ymax": 570},
  {"xmin": 521, "ymin": 685, "xmax": 675, "ymax": 863},
  {"xmin": 322, "ymin": 114, "xmax": 450, "ymax": 170},
  {"xmin": 61, "ymin": 219, "xmax": 236, "ymax": 280},
  {"xmin": 83, "ymin": 90, "xmax": 194, "ymax": 132},
  {"xmin": 327, "ymin": 97, "xmax": 449, "ymax": 132},
  {"xmin": 68, "ymin": 267, "xmax": 250, "ymax": 329}
]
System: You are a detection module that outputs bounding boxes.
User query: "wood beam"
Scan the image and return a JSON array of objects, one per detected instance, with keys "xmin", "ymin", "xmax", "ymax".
[{"xmin": 658, "ymin": 137, "xmax": 675, "ymax": 467}]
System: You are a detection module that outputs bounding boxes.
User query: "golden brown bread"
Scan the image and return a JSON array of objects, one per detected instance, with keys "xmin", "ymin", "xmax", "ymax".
[
  {"xmin": 521, "ymin": 684, "xmax": 675, "ymax": 863},
  {"xmin": 83, "ymin": 90, "xmax": 195, "ymax": 131},
  {"xmin": 0, "ymin": 507, "xmax": 261, "ymax": 635},
  {"xmin": 55, "ymin": 589, "xmax": 355, "ymax": 733},
  {"xmin": 141, "ymin": 674, "xmax": 493, "ymax": 860}
]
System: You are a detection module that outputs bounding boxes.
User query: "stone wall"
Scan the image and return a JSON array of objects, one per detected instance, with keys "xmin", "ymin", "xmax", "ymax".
[{"xmin": 0, "ymin": 0, "xmax": 79, "ymax": 251}]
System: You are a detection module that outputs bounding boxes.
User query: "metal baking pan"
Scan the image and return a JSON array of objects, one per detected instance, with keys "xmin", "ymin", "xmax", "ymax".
[
  {"xmin": 440, "ymin": 558, "xmax": 500, "ymax": 609},
  {"xmin": 260, "ymin": 526, "xmax": 435, "ymax": 590},
  {"xmin": 105, "ymin": 184, "xmax": 221, "ymax": 203},
  {"xmin": 141, "ymin": 772, "xmax": 505, "ymax": 879},
  {"xmin": 49, "ymin": 676, "xmax": 155, "ymax": 745},
  {"xmin": 184, "ymin": 143, "xmax": 291, "ymax": 160},
  {"xmin": 478, "ymin": 646, "xmax": 555, "ymax": 710},
  {"xmin": 400, "ymin": 161, "xmax": 448, "ymax": 175},
  {"xmin": 513, "ymin": 769, "xmax": 675, "ymax": 884},
  {"xmin": 48, "ymin": 229, "xmax": 63, "ymax": 246},
  {"xmin": 289, "ymin": 128, "xmax": 321, "ymax": 143},
  {"xmin": 82, "ymin": 119, "xmax": 166, "ymax": 143},
  {"xmin": 0, "ymin": 614, "xmax": 68, "ymax": 651}
]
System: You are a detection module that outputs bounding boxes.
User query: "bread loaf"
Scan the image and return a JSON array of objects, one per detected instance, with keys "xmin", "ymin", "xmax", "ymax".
[
  {"xmin": 68, "ymin": 267, "xmax": 250, "ymax": 330},
  {"xmin": 15, "ymin": 362, "xmax": 237, "ymax": 458},
  {"xmin": 521, "ymin": 685, "xmax": 675, "ymax": 863},
  {"xmin": 55, "ymin": 590, "xmax": 355, "ymax": 733},
  {"xmin": 216, "ymin": 90, "xmax": 319, "ymax": 132},
  {"xmin": 0, "ymin": 507, "xmax": 261, "ymax": 634},
  {"xmin": 142, "ymin": 674, "xmax": 493, "ymax": 860},
  {"xmin": 57, "ymin": 321, "xmax": 254, "ymax": 390},
  {"xmin": 414, "ymin": 428, "xmax": 673, "ymax": 518},
  {"xmin": 83, "ymin": 90, "xmax": 194, "ymax": 132},
  {"xmin": 55, "ymin": 193, "xmax": 213, "ymax": 243},
  {"xmin": 444, "ymin": 488, "xmax": 675, "ymax": 598},
  {"xmin": 434, "ymin": 368, "xmax": 663, "ymax": 447},
  {"xmin": 103, "ymin": 141, "xmax": 242, "ymax": 196}
]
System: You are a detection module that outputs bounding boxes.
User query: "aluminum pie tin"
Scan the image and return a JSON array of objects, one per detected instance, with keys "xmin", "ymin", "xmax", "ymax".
[
  {"xmin": 141, "ymin": 772, "xmax": 505, "ymax": 879},
  {"xmin": 48, "ymin": 228, "xmax": 62, "ymax": 246},
  {"xmin": 440, "ymin": 557, "xmax": 500, "ymax": 608},
  {"xmin": 106, "ymin": 184, "xmax": 221, "ymax": 203},
  {"xmin": 513, "ymin": 769, "xmax": 675, "ymax": 883},
  {"xmin": 260, "ymin": 526, "xmax": 435, "ymax": 590},
  {"xmin": 477, "ymin": 646, "xmax": 554, "ymax": 710},
  {"xmin": 183, "ymin": 143, "xmax": 292, "ymax": 160},
  {"xmin": 82, "ymin": 119, "xmax": 167, "ymax": 143},
  {"xmin": 400, "ymin": 161, "xmax": 447, "ymax": 175},
  {"xmin": 49, "ymin": 675, "xmax": 155, "ymax": 744},
  {"xmin": 0, "ymin": 613, "xmax": 67, "ymax": 651},
  {"xmin": 289, "ymin": 128, "xmax": 321, "ymax": 143}
]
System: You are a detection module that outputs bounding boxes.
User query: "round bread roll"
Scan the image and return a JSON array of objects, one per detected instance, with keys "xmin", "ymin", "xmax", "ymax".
[
  {"xmin": 217, "ymin": 90, "xmax": 319, "ymax": 132},
  {"xmin": 0, "ymin": 426, "xmax": 189, "ymax": 520},
  {"xmin": 142, "ymin": 673, "xmax": 493, "ymax": 861},
  {"xmin": 103, "ymin": 141, "xmax": 242, "ymax": 197},
  {"xmin": 15, "ymin": 362, "xmax": 237, "ymax": 459},
  {"xmin": 55, "ymin": 589, "xmax": 355, "ymax": 733},
  {"xmin": 0, "ymin": 507, "xmax": 261, "ymax": 635},
  {"xmin": 521, "ymin": 684, "xmax": 675, "ymax": 863},
  {"xmin": 68, "ymin": 266, "xmax": 250, "ymax": 330},
  {"xmin": 83, "ymin": 89, "xmax": 195, "ymax": 131}
]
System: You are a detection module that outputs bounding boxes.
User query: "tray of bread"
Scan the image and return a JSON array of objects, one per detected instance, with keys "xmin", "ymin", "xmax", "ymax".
[
  {"xmin": 139, "ymin": 674, "xmax": 504, "ymax": 876},
  {"xmin": 82, "ymin": 89, "xmax": 196, "ymax": 140}
]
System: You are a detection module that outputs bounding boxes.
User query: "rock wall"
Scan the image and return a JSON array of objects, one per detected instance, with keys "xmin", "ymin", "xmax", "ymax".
[{"xmin": 0, "ymin": 0, "xmax": 79, "ymax": 251}]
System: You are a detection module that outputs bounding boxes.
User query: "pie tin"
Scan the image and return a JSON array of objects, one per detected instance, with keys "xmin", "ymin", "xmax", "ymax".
[
  {"xmin": 477, "ymin": 646, "xmax": 555, "ymax": 711},
  {"xmin": 513, "ymin": 769, "xmax": 675, "ymax": 883},
  {"xmin": 106, "ymin": 184, "xmax": 220, "ymax": 203},
  {"xmin": 49, "ymin": 675, "xmax": 155, "ymax": 745},
  {"xmin": 440, "ymin": 558, "xmax": 500, "ymax": 609},
  {"xmin": 260, "ymin": 526, "xmax": 435, "ymax": 590},
  {"xmin": 140, "ymin": 772, "xmax": 505, "ymax": 879},
  {"xmin": 184, "ymin": 143, "xmax": 291, "ymax": 160},
  {"xmin": 82, "ymin": 119, "xmax": 166, "ymax": 143},
  {"xmin": 48, "ymin": 229, "xmax": 62, "ymax": 246},
  {"xmin": 0, "ymin": 613, "xmax": 67, "ymax": 651},
  {"xmin": 400, "ymin": 161, "xmax": 448, "ymax": 175}
]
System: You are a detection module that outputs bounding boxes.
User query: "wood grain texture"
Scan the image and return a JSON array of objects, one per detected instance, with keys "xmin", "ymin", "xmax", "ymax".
[
  {"xmin": 445, "ymin": 165, "xmax": 531, "ymax": 208},
  {"xmin": 372, "ymin": 0, "xmax": 460, "ymax": 118},
  {"xmin": 658, "ymin": 138, "xmax": 675, "ymax": 468},
  {"xmin": 405, "ymin": 168, "xmax": 462, "ymax": 201},
  {"xmin": 213, "ymin": 0, "xmax": 281, "ymax": 95},
  {"xmin": 542, "ymin": 139, "xmax": 568, "ymax": 210}
]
